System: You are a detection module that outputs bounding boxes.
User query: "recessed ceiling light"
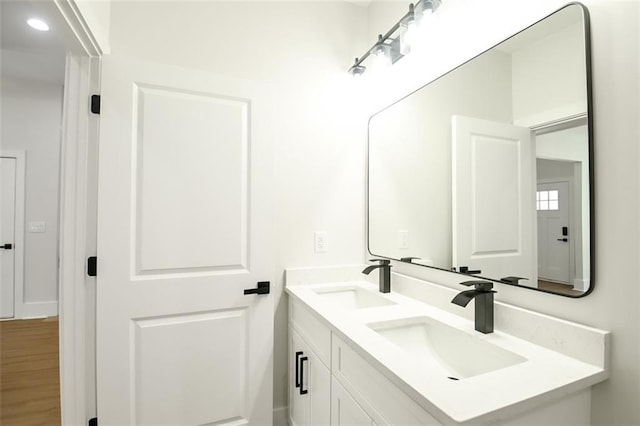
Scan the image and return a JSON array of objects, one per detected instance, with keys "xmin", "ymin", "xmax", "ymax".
[{"xmin": 27, "ymin": 18, "xmax": 49, "ymax": 32}]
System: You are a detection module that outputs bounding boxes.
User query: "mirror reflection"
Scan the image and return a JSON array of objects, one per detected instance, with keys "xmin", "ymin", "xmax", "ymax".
[{"xmin": 368, "ymin": 4, "xmax": 592, "ymax": 297}]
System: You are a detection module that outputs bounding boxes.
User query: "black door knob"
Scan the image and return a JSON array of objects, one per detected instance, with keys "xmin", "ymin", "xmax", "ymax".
[
  {"xmin": 243, "ymin": 281, "xmax": 270, "ymax": 295},
  {"xmin": 0, "ymin": 243, "xmax": 12, "ymax": 250}
]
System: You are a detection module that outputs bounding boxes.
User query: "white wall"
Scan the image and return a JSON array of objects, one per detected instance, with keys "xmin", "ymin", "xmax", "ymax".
[
  {"xmin": 365, "ymin": 1, "xmax": 640, "ymax": 424},
  {"xmin": 0, "ymin": 49, "xmax": 66, "ymax": 85},
  {"xmin": 0, "ymin": 76, "xmax": 62, "ymax": 317},
  {"xmin": 512, "ymin": 21, "xmax": 587, "ymax": 126},
  {"xmin": 107, "ymin": 1, "xmax": 369, "ymax": 416}
]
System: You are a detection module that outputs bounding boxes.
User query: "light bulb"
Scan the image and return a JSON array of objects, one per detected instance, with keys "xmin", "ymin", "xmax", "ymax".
[
  {"xmin": 371, "ymin": 37, "xmax": 391, "ymax": 71},
  {"xmin": 348, "ymin": 58, "xmax": 366, "ymax": 77},
  {"xmin": 27, "ymin": 18, "xmax": 49, "ymax": 31},
  {"xmin": 400, "ymin": 19, "xmax": 419, "ymax": 54},
  {"xmin": 372, "ymin": 50, "xmax": 391, "ymax": 71}
]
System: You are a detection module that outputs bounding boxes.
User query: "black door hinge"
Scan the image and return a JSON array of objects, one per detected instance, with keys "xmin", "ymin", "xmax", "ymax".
[
  {"xmin": 87, "ymin": 256, "xmax": 97, "ymax": 277},
  {"xmin": 90, "ymin": 95, "xmax": 101, "ymax": 114},
  {"xmin": 88, "ymin": 417, "xmax": 98, "ymax": 426}
]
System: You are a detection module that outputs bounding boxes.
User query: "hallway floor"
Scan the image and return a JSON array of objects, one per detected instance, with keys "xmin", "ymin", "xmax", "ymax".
[
  {"xmin": 0, "ymin": 317, "xmax": 61, "ymax": 426},
  {"xmin": 538, "ymin": 280, "xmax": 583, "ymax": 296}
]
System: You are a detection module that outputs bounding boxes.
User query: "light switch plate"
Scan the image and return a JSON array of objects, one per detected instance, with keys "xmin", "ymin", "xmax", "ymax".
[
  {"xmin": 29, "ymin": 221, "xmax": 46, "ymax": 233},
  {"xmin": 314, "ymin": 231, "xmax": 328, "ymax": 253},
  {"xmin": 397, "ymin": 230, "xmax": 409, "ymax": 249}
]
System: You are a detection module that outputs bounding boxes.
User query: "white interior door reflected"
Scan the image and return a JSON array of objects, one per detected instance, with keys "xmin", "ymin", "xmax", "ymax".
[{"xmin": 537, "ymin": 181, "xmax": 571, "ymax": 284}]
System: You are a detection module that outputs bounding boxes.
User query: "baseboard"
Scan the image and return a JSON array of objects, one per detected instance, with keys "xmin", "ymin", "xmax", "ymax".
[
  {"xmin": 20, "ymin": 301, "xmax": 58, "ymax": 318},
  {"xmin": 573, "ymin": 278, "xmax": 590, "ymax": 292},
  {"xmin": 273, "ymin": 405, "xmax": 288, "ymax": 426}
]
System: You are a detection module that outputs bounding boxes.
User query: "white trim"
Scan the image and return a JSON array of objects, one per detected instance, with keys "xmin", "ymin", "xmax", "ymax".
[
  {"xmin": 52, "ymin": 0, "xmax": 104, "ymax": 57},
  {"xmin": 0, "ymin": 150, "xmax": 26, "ymax": 320},
  {"xmin": 22, "ymin": 301, "xmax": 59, "ymax": 318},
  {"xmin": 573, "ymin": 278, "xmax": 590, "ymax": 292},
  {"xmin": 273, "ymin": 405, "xmax": 288, "ymax": 426},
  {"xmin": 38, "ymin": 0, "xmax": 103, "ymax": 424},
  {"xmin": 59, "ymin": 52, "xmax": 100, "ymax": 426},
  {"xmin": 531, "ymin": 113, "xmax": 588, "ymax": 134}
]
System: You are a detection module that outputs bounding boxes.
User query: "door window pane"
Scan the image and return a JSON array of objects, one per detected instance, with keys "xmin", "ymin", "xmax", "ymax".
[{"xmin": 536, "ymin": 190, "xmax": 560, "ymax": 211}]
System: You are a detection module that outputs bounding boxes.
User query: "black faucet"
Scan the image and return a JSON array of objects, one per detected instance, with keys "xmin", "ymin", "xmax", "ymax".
[
  {"xmin": 451, "ymin": 280, "xmax": 496, "ymax": 334},
  {"xmin": 362, "ymin": 259, "xmax": 392, "ymax": 293}
]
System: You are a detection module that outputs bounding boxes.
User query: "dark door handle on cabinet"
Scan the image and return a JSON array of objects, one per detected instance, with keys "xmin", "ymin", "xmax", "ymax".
[
  {"xmin": 299, "ymin": 356, "xmax": 308, "ymax": 395},
  {"xmin": 0, "ymin": 244, "xmax": 12, "ymax": 250},
  {"xmin": 295, "ymin": 351, "xmax": 303, "ymax": 388}
]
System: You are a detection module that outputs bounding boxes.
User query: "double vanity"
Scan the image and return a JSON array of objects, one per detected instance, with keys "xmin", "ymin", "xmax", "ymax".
[
  {"xmin": 286, "ymin": 266, "xmax": 609, "ymax": 425},
  {"xmin": 286, "ymin": 4, "xmax": 607, "ymax": 424}
]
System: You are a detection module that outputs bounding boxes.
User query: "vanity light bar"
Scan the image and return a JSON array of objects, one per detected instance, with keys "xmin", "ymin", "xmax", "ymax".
[{"xmin": 348, "ymin": 0, "xmax": 442, "ymax": 76}]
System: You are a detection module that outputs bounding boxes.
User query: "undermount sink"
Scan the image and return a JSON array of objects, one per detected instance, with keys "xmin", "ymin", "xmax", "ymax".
[
  {"xmin": 312, "ymin": 286, "xmax": 396, "ymax": 310},
  {"xmin": 368, "ymin": 317, "xmax": 526, "ymax": 379}
]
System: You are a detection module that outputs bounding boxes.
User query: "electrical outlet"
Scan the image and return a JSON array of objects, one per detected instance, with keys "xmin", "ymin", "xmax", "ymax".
[
  {"xmin": 314, "ymin": 231, "xmax": 328, "ymax": 253},
  {"xmin": 397, "ymin": 230, "xmax": 409, "ymax": 249}
]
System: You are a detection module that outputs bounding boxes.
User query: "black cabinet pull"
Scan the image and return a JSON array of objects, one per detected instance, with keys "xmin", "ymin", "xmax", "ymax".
[
  {"xmin": 557, "ymin": 238, "xmax": 568, "ymax": 242},
  {"xmin": 0, "ymin": 243, "xmax": 12, "ymax": 250},
  {"xmin": 244, "ymin": 281, "xmax": 270, "ymax": 295},
  {"xmin": 295, "ymin": 351, "xmax": 303, "ymax": 388},
  {"xmin": 299, "ymin": 356, "xmax": 308, "ymax": 395}
]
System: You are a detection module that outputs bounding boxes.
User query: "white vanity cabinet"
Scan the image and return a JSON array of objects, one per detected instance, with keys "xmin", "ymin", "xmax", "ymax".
[
  {"xmin": 289, "ymin": 299, "xmax": 439, "ymax": 426},
  {"xmin": 331, "ymin": 377, "xmax": 375, "ymax": 426},
  {"xmin": 289, "ymin": 304, "xmax": 331, "ymax": 426},
  {"xmin": 285, "ymin": 275, "xmax": 608, "ymax": 425},
  {"xmin": 289, "ymin": 328, "xmax": 330, "ymax": 426},
  {"xmin": 331, "ymin": 334, "xmax": 440, "ymax": 426}
]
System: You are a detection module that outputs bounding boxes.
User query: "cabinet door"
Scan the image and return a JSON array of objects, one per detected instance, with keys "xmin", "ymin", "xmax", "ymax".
[
  {"xmin": 290, "ymin": 327, "xmax": 330, "ymax": 426},
  {"xmin": 331, "ymin": 377, "xmax": 374, "ymax": 426},
  {"xmin": 290, "ymin": 328, "xmax": 309, "ymax": 426},
  {"xmin": 307, "ymin": 344, "xmax": 330, "ymax": 425}
]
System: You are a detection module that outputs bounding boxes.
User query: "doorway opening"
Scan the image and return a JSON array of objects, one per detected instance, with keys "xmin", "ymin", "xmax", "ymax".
[
  {"xmin": 1, "ymin": 0, "xmax": 101, "ymax": 424},
  {"xmin": 534, "ymin": 119, "xmax": 589, "ymax": 296},
  {"xmin": 1, "ymin": 1, "xmax": 69, "ymax": 423}
]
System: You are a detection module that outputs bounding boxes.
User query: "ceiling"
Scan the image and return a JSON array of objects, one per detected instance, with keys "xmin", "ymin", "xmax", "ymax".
[{"xmin": 1, "ymin": 0, "xmax": 69, "ymax": 84}]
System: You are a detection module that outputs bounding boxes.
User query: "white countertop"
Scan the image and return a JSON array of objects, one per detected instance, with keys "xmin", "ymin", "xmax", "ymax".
[{"xmin": 286, "ymin": 279, "xmax": 609, "ymax": 425}]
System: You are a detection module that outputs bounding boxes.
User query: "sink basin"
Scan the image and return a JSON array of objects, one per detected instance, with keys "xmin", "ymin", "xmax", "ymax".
[
  {"xmin": 312, "ymin": 286, "xmax": 396, "ymax": 310},
  {"xmin": 368, "ymin": 317, "xmax": 526, "ymax": 379}
]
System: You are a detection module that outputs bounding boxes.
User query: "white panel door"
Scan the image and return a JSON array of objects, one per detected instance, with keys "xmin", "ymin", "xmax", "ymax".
[
  {"xmin": 537, "ymin": 181, "xmax": 571, "ymax": 283},
  {"xmin": 0, "ymin": 158, "xmax": 16, "ymax": 318},
  {"xmin": 97, "ymin": 56, "xmax": 274, "ymax": 425},
  {"xmin": 452, "ymin": 116, "xmax": 536, "ymax": 284}
]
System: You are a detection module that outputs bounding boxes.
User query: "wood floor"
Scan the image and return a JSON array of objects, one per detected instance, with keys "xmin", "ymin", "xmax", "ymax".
[
  {"xmin": 538, "ymin": 279, "xmax": 583, "ymax": 296},
  {"xmin": 0, "ymin": 317, "xmax": 61, "ymax": 426}
]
